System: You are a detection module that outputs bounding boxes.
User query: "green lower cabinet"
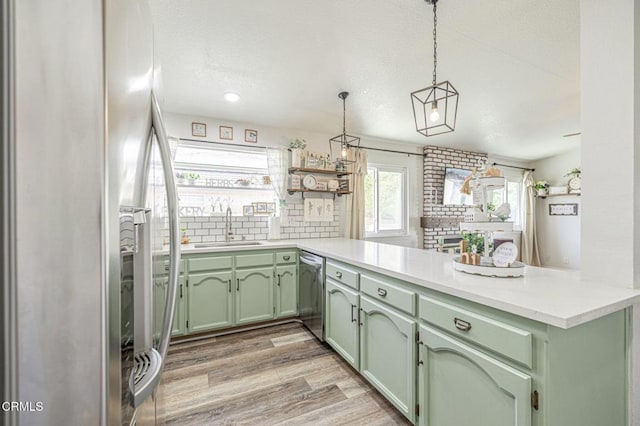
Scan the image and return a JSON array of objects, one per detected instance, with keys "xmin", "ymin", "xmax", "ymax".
[
  {"xmin": 235, "ymin": 266, "xmax": 275, "ymax": 325},
  {"xmin": 275, "ymin": 264, "xmax": 298, "ymax": 318},
  {"xmin": 187, "ymin": 270, "xmax": 234, "ymax": 333},
  {"xmin": 325, "ymin": 278, "xmax": 360, "ymax": 369},
  {"xmin": 153, "ymin": 276, "xmax": 186, "ymax": 338},
  {"xmin": 359, "ymin": 295, "xmax": 416, "ymax": 423},
  {"xmin": 418, "ymin": 324, "xmax": 532, "ymax": 426}
]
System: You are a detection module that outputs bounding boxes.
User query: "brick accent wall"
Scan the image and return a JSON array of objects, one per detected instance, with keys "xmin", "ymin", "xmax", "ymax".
[{"xmin": 423, "ymin": 146, "xmax": 488, "ymax": 249}]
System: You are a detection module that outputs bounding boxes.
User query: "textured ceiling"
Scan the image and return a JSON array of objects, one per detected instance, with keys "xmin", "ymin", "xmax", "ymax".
[{"xmin": 149, "ymin": 0, "xmax": 581, "ymax": 161}]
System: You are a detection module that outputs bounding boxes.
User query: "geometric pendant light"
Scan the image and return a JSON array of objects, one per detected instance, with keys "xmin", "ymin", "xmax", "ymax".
[
  {"xmin": 410, "ymin": 0, "xmax": 459, "ymax": 137},
  {"xmin": 329, "ymin": 91, "xmax": 360, "ymax": 162}
]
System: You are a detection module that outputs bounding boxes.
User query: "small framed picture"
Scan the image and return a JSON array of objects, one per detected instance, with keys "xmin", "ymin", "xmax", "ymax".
[
  {"xmin": 242, "ymin": 205, "xmax": 254, "ymax": 216},
  {"xmin": 266, "ymin": 202, "xmax": 276, "ymax": 213},
  {"xmin": 549, "ymin": 203, "xmax": 579, "ymax": 216},
  {"xmin": 244, "ymin": 129, "xmax": 258, "ymax": 143},
  {"xmin": 219, "ymin": 125, "xmax": 233, "ymax": 140},
  {"xmin": 192, "ymin": 122, "xmax": 206, "ymax": 137}
]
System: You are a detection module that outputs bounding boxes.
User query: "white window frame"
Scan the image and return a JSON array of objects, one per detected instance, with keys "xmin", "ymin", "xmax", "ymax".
[{"xmin": 365, "ymin": 164, "xmax": 408, "ymax": 238}]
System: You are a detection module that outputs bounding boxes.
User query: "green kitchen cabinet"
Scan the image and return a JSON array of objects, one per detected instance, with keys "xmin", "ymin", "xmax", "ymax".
[
  {"xmin": 359, "ymin": 295, "xmax": 416, "ymax": 423},
  {"xmin": 418, "ymin": 324, "xmax": 532, "ymax": 426},
  {"xmin": 235, "ymin": 266, "xmax": 275, "ymax": 325},
  {"xmin": 275, "ymin": 264, "xmax": 298, "ymax": 318},
  {"xmin": 187, "ymin": 270, "xmax": 234, "ymax": 333},
  {"xmin": 325, "ymin": 278, "xmax": 360, "ymax": 369},
  {"xmin": 153, "ymin": 275, "xmax": 186, "ymax": 338}
]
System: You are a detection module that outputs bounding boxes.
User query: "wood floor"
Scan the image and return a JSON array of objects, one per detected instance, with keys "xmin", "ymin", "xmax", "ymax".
[{"xmin": 158, "ymin": 322, "xmax": 412, "ymax": 425}]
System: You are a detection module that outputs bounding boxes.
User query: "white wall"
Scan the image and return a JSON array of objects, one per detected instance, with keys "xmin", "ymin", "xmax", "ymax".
[
  {"xmin": 580, "ymin": 1, "xmax": 640, "ymax": 424},
  {"xmin": 163, "ymin": 111, "xmax": 424, "ymax": 247},
  {"xmin": 531, "ymin": 147, "xmax": 581, "ymax": 269}
]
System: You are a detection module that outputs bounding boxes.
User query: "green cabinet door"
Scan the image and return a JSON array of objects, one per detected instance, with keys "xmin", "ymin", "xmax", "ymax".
[
  {"xmin": 359, "ymin": 296, "xmax": 416, "ymax": 423},
  {"xmin": 325, "ymin": 278, "xmax": 359, "ymax": 369},
  {"xmin": 153, "ymin": 276, "xmax": 186, "ymax": 338},
  {"xmin": 275, "ymin": 264, "xmax": 298, "ymax": 318},
  {"xmin": 188, "ymin": 270, "xmax": 233, "ymax": 333},
  {"xmin": 418, "ymin": 324, "xmax": 532, "ymax": 426},
  {"xmin": 235, "ymin": 266, "xmax": 274, "ymax": 325}
]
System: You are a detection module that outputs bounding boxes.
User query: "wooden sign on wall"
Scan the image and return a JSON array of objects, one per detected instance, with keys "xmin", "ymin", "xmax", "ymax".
[{"xmin": 549, "ymin": 203, "xmax": 578, "ymax": 216}]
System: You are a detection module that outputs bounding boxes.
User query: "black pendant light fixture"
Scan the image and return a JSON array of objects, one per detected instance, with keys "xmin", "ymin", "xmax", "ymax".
[
  {"xmin": 411, "ymin": 0, "xmax": 459, "ymax": 137},
  {"xmin": 329, "ymin": 91, "xmax": 360, "ymax": 163}
]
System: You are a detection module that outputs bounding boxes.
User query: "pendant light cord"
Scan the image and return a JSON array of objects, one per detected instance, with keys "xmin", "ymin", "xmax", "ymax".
[{"xmin": 432, "ymin": 1, "xmax": 438, "ymax": 85}]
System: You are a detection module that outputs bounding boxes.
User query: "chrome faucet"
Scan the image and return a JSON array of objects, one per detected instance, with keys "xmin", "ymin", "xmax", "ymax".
[{"xmin": 224, "ymin": 207, "xmax": 233, "ymax": 242}]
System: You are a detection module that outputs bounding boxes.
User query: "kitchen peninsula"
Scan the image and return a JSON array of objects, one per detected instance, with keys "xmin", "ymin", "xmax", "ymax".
[{"xmin": 171, "ymin": 238, "xmax": 640, "ymax": 426}]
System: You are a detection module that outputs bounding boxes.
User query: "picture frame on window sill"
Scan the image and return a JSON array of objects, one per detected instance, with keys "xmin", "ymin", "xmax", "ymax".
[
  {"xmin": 252, "ymin": 202, "xmax": 268, "ymax": 214},
  {"xmin": 242, "ymin": 205, "xmax": 254, "ymax": 216},
  {"xmin": 219, "ymin": 125, "xmax": 233, "ymax": 140},
  {"xmin": 244, "ymin": 129, "xmax": 258, "ymax": 143},
  {"xmin": 192, "ymin": 122, "xmax": 206, "ymax": 137}
]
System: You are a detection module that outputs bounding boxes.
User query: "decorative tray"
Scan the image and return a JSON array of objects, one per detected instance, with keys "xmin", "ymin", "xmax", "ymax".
[{"xmin": 453, "ymin": 257, "xmax": 525, "ymax": 278}]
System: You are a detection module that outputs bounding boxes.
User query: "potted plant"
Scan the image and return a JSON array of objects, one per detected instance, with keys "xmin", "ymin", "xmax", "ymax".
[
  {"xmin": 289, "ymin": 138, "xmax": 307, "ymax": 168},
  {"xmin": 187, "ymin": 173, "xmax": 200, "ymax": 185},
  {"xmin": 535, "ymin": 180, "xmax": 549, "ymax": 196}
]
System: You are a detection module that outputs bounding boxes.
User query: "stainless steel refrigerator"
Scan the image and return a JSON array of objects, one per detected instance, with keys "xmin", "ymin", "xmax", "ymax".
[{"xmin": 1, "ymin": 0, "xmax": 180, "ymax": 425}]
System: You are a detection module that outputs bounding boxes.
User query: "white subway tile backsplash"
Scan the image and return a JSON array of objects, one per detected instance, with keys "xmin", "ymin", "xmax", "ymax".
[{"xmin": 177, "ymin": 196, "xmax": 342, "ymax": 242}]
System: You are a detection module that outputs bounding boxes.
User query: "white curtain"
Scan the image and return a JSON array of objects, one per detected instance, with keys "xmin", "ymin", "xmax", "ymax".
[
  {"xmin": 266, "ymin": 147, "xmax": 289, "ymax": 207},
  {"xmin": 345, "ymin": 148, "xmax": 368, "ymax": 239},
  {"xmin": 521, "ymin": 171, "xmax": 541, "ymax": 266}
]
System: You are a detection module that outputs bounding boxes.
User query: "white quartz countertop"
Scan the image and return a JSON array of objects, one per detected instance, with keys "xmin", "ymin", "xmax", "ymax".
[{"xmin": 173, "ymin": 238, "xmax": 640, "ymax": 329}]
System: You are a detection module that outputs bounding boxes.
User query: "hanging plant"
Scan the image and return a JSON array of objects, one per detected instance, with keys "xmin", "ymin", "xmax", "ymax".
[
  {"xmin": 289, "ymin": 138, "xmax": 307, "ymax": 150},
  {"xmin": 564, "ymin": 167, "xmax": 581, "ymax": 178}
]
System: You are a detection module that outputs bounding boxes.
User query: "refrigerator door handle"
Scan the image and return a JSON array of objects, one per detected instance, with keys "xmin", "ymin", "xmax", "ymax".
[
  {"xmin": 131, "ymin": 92, "xmax": 181, "ymax": 408},
  {"xmin": 151, "ymin": 91, "xmax": 181, "ymax": 364}
]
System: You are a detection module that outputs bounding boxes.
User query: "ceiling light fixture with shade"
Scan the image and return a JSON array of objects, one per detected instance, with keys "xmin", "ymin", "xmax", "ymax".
[
  {"xmin": 410, "ymin": 0, "xmax": 459, "ymax": 137},
  {"xmin": 329, "ymin": 91, "xmax": 360, "ymax": 163}
]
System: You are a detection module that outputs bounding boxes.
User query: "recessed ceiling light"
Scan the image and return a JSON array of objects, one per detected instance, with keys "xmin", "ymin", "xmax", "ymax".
[{"xmin": 224, "ymin": 92, "xmax": 240, "ymax": 102}]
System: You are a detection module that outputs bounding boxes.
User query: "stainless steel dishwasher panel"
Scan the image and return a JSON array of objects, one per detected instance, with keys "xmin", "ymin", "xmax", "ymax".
[{"xmin": 299, "ymin": 251, "xmax": 325, "ymax": 341}]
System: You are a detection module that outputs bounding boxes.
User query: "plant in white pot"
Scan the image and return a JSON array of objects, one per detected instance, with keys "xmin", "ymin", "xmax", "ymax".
[
  {"xmin": 289, "ymin": 138, "xmax": 307, "ymax": 168},
  {"xmin": 535, "ymin": 180, "xmax": 549, "ymax": 196}
]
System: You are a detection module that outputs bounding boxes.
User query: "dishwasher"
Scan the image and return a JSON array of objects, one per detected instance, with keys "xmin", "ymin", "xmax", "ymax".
[{"xmin": 298, "ymin": 251, "xmax": 325, "ymax": 341}]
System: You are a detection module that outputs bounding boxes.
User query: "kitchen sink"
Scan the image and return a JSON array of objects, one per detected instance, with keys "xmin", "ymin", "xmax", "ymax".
[{"xmin": 193, "ymin": 241, "xmax": 264, "ymax": 248}]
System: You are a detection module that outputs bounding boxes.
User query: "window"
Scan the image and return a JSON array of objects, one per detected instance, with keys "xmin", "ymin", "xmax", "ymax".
[
  {"xmin": 485, "ymin": 172, "xmax": 523, "ymax": 229},
  {"xmin": 173, "ymin": 141, "xmax": 276, "ymax": 216},
  {"xmin": 365, "ymin": 165, "xmax": 407, "ymax": 236}
]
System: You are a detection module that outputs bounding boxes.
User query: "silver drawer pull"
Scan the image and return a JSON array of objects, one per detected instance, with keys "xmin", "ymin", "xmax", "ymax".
[
  {"xmin": 283, "ymin": 255, "xmax": 291, "ymax": 261},
  {"xmin": 454, "ymin": 317, "xmax": 472, "ymax": 332},
  {"xmin": 377, "ymin": 288, "xmax": 387, "ymax": 297},
  {"xmin": 335, "ymin": 271, "xmax": 343, "ymax": 279}
]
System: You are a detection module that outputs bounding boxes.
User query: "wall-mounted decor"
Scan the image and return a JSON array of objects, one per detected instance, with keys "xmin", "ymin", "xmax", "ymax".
[
  {"xmin": 252, "ymin": 202, "xmax": 268, "ymax": 214},
  {"xmin": 219, "ymin": 125, "xmax": 233, "ymax": 140},
  {"xmin": 266, "ymin": 202, "xmax": 276, "ymax": 213},
  {"xmin": 242, "ymin": 205, "xmax": 254, "ymax": 216},
  {"xmin": 244, "ymin": 129, "xmax": 258, "ymax": 143},
  {"xmin": 443, "ymin": 167, "xmax": 474, "ymax": 205},
  {"xmin": 549, "ymin": 203, "xmax": 578, "ymax": 216},
  {"xmin": 192, "ymin": 122, "xmax": 206, "ymax": 137}
]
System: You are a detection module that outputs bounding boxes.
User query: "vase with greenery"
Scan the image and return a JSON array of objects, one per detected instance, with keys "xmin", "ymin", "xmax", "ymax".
[
  {"xmin": 187, "ymin": 173, "xmax": 200, "ymax": 185},
  {"xmin": 534, "ymin": 180, "xmax": 549, "ymax": 196},
  {"xmin": 564, "ymin": 167, "xmax": 581, "ymax": 178},
  {"xmin": 289, "ymin": 138, "xmax": 307, "ymax": 167}
]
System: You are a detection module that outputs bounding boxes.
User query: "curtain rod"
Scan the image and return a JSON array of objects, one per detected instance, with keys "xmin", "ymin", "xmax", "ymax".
[
  {"xmin": 354, "ymin": 145, "xmax": 425, "ymax": 157},
  {"xmin": 492, "ymin": 162, "xmax": 534, "ymax": 172}
]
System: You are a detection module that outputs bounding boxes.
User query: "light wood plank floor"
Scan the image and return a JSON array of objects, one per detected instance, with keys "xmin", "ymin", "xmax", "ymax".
[{"xmin": 158, "ymin": 322, "xmax": 412, "ymax": 425}]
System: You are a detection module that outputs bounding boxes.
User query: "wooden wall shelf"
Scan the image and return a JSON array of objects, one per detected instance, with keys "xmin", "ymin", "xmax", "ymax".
[{"xmin": 288, "ymin": 167, "xmax": 351, "ymax": 177}]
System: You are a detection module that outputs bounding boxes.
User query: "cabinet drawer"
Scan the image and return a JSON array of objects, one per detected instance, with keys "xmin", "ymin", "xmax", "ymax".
[
  {"xmin": 154, "ymin": 258, "xmax": 185, "ymax": 275},
  {"xmin": 235, "ymin": 252, "xmax": 274, "ymax": 268},
  {"xmin": 419, "ymin": 296, "xmax": 533, "ymax": 368},
  {"xmin": 361, "ymin": 274, "xmax": 416, "ymax": 316},
  {"xmin": 188, "ymin": 256, "xmax": 233, "ymax": 272},
  {"xmin": 276, "ymin": 251, "xmax": 297, "ymax": 265},
  {"xmin": 326, "ymin": 260, "xmax": 359, "ymax": 290}
]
